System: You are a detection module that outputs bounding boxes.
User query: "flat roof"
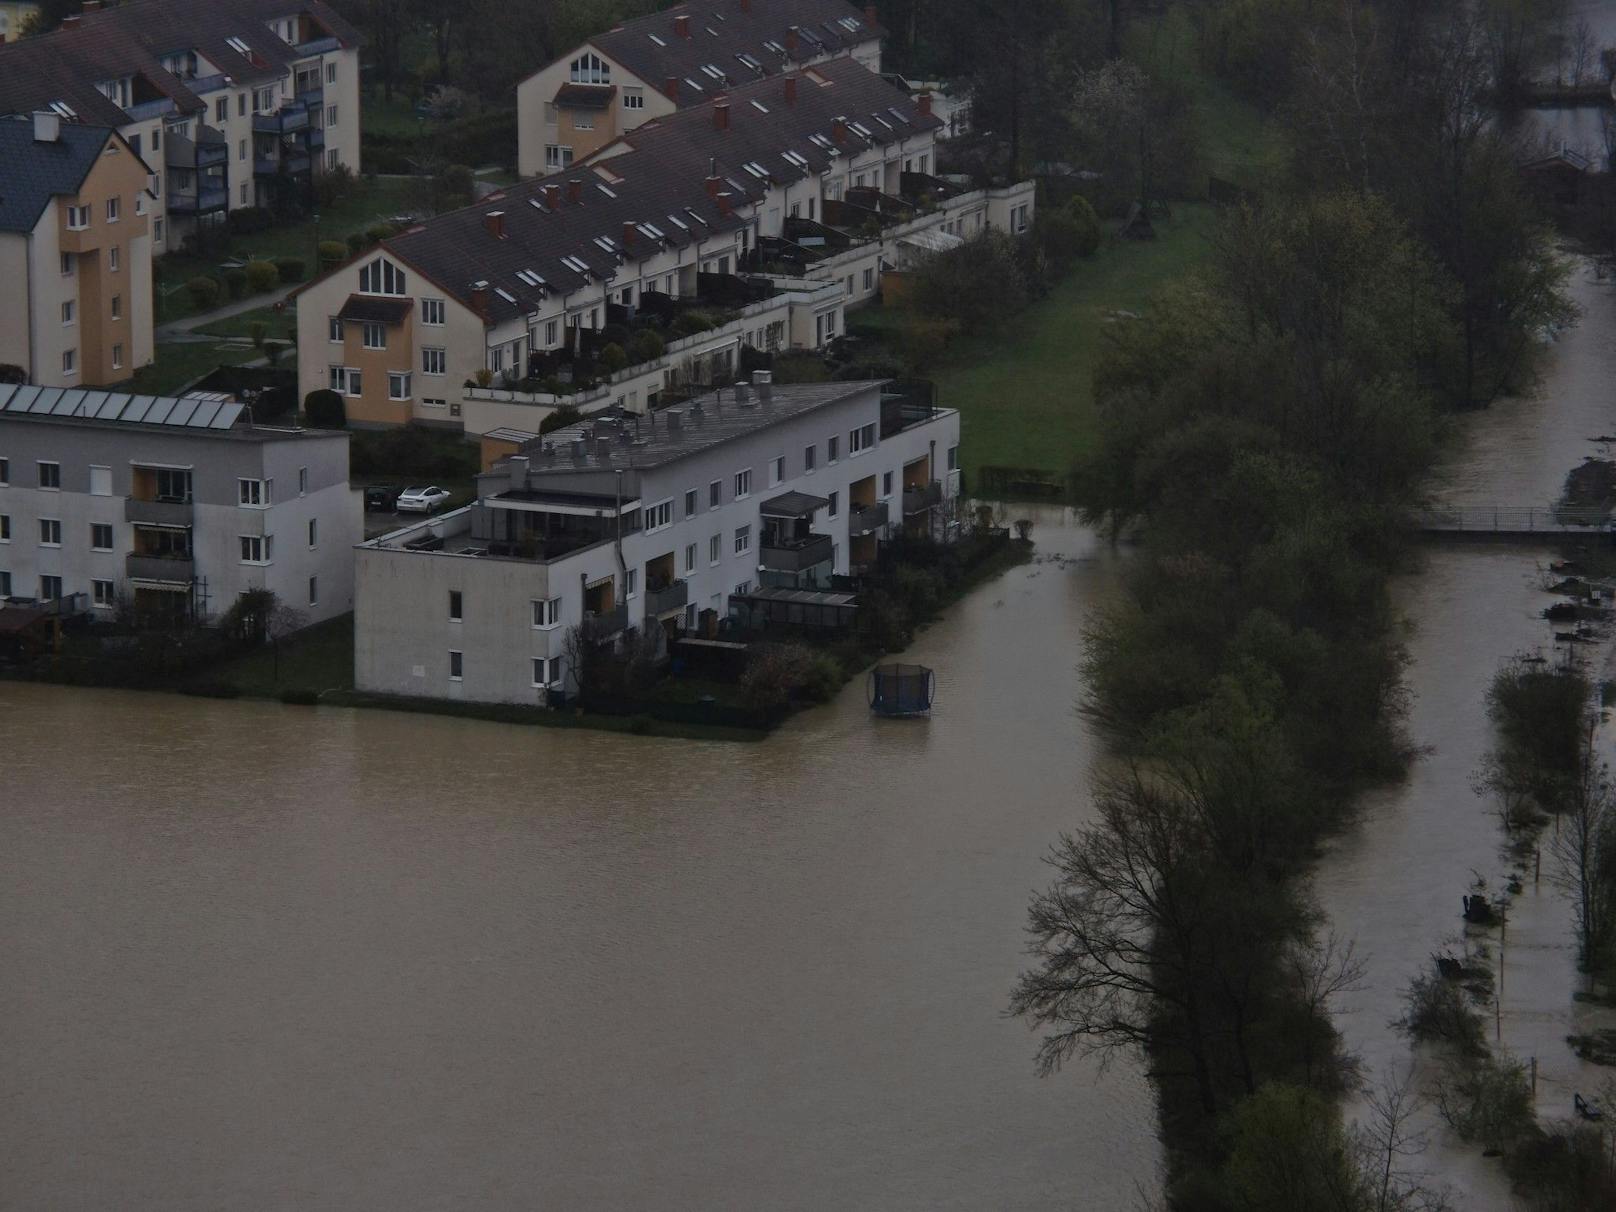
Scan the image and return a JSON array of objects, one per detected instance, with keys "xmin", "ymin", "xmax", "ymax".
[
  {"xmin": 522, "ymin": 380, "xmax": 884, "ymax": 473},
  {"xmin": 0, "ymin": 384, "xmax": 342, "ymax": 442}
]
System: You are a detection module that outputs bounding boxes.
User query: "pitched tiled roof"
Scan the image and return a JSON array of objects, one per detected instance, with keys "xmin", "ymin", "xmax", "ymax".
[
  {"xmin": 571, "ymin": 0, "xmax": 881, "ymax": 100},
  {"xmin": 604, "ymin": 54, "xmax": 942, "ymax": 185},
  {"xmin": 0, "ymin": 0, "xmax": 360, "ymax": 128},
  {"xmin": 0, "ymin": 116, "xmax": 121, "ymax": 233},
  {"xmin": 300, "ymin": 57, "xmax": 932, "ymax": 331}
]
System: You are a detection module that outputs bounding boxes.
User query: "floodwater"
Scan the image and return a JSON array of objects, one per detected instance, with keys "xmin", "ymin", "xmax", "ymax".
[
  {"xmin": 0, "ymin": 510, "xmax": 1160, "ymax": 1209},
  {"xmin": 1508, "ymin": 0, "xmax": 1616, "ymax": 159},
  {"xmin": 1316, "ymin": 260, "xmax": 1616, "ymax": 1206}
]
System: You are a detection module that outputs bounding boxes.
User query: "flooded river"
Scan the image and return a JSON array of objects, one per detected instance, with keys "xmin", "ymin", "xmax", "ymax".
[
  {"xmin": 0, "ymin": 512, "xmax": 1159, "ymax": 1209},
  {"xmin": 1316, "ymin": 260, "xmax": 1616, "ymax": 1206}
]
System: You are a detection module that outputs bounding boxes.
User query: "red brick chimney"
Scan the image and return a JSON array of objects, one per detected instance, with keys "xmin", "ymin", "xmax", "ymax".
[
  {"xmin": 674, "ymin": 13, "xmax": 690, "ymax": 38},
  {"xmin": 917, "ymin": 91, "xmax": 932, "ymax": 118},
  {"xmin": 622, "ymin": 220, "xmax": 637, "ymax": 249},
  {"xmin": 567, "ymin": 178, "xmax": 581, "ymax": 204},
  {"xmin": 785, "ymin": 26, "xmax": 798, "ymax": 54},
  {"xmin": 705, "ymin": 172, "xmax": 722, "ymax": 198},
  {"xmin": 542, "ymin": 183, "xmax": 560, "ymax": 209},
  {"xmin": 783, "ymin": 74, "xmax": 797, "ymax": 105},
  {"xmin": 483, "ymin": 210, "xmax": 505, "ymax": 239},
  {"xmin": 713, "ymin": 98, "xmax": 729, "ymax": 130},
  {"xmin": 716, "ymin": 191, "xmax": 733, "ymax": 217},
  {"xmin": 739, "ymin": 0, "xmax": 751, "ymax": 10},
  {"xmin": 865, "ymin": 4, "xmax": 878, "ymax": 26},
  {"xmin": 469, "ymin": 285, "xmax": 489, "ymax": 320},
  {"xmin": 0, "ymin": 33, "xmax": 7, "ymax": 44},
  {"xmin": 84, "ymin": 0, "xmax": 102, "ymax": 11},
  {"xmin": 664, "ymin": 76, "xmax": 679, "ymax": 102},
  {"xmin": 832, "ymin": 117, "xmax": 846, "ymax": 145},
  {"xmin": 61, "ymin": 14, "xmax": 80, "ymax": 28}
]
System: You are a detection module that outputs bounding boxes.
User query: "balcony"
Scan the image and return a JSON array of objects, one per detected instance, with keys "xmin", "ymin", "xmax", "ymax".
[
  {"xmin": 295, "ymin": 35, "xmax": 341, "ymax": 55},
  {"xmin": 848, "ymin": 500, "xmax": 888, "ymax": 536},
  {"xmin": 644, "ymin": 579, "xmax": 689, "ymax": 618},
  {"xmin": 127, "ymin": 554, "xmax": 194, "ymax": 583},
  {"xmin": 125, "ymin": 497, "xmax": 193, "ymax": 526},
  {"xmin": 252, "ymin": 100, "xmax": 310, "ymax": 135},
  {"xmin": 167, "ymin": 185, "xmax": 227, "ymax": 214},
  {"xmin": 580, "ymin": 604, "xmax": 628, "ymax": 643},
  {"xmin": 760, "ymin": 532, "xmax": 833, "ymax": 574},
  {"xmin": 195, "ymin": 126, "xmax": 229, "ymax": 167},
  {"xmin": 125, "ymin": 97, "xmax": 177, "ymax": 122},
  {"xmin": 903, "ymin": 482, "xmax": 942, "ymax": 514}
]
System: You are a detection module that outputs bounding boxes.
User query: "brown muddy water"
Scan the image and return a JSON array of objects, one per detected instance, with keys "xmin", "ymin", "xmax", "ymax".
[
  {"xmin": 1317, "ymin": 260, "xmax": 1616, "ymax": 1207},
  {"xmin": 0, "ymin": 508, "xmax": 1161, "ymax": 1210}
]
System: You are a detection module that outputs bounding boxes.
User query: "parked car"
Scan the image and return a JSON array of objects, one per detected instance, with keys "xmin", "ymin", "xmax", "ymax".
[
  {"xmin": 395, "ymin": 485, "xmax": 452, "ymax": 513},
  {"xmin": 363, "ymin": 485, "xmax": 400, "ymax": 512}
]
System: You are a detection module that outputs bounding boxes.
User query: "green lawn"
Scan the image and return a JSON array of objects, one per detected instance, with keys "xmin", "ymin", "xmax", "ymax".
[
  {"xmin": 926, "ymin": 205, "xmax": 1216, "ymax": 480},
  {"xmin": 153, "ymin": 176, "xmax": 424, "ymax": 324},
  {"xmin": 126, "ymin": 340, "xmax": 264, "ymax": 395},
  {"xmin": 194, "ymin": 301, "xmax": 299, "ymax": 341},
  {"xmin": 208, "ymin": 613, "xmax": 356, "ymax": 697}
]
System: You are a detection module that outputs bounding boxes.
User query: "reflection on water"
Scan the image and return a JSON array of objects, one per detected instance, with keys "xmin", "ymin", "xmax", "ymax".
[
  {"xmin": 0, "ymin": 507, "xmax": 1159, "ymax": 1210},
  {"xmin": 1318, "ymin": 261, "xmax": 1616, "ymax": 1208}
]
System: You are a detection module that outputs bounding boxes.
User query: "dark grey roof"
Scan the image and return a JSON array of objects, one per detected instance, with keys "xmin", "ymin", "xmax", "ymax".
[
  {"xmin": 580, "ymin": 0, "xmax": 882, "ymax": 100},
  {"xmin": 515, "ymin": 380, "xmax": 885, "ymax": 473},
  {"xmin": 0, "ymin": 382, "xmax": 344, "ymax": 442},
  {"xmin": 0, "ymin": 118, "xmax": 123, "ymax": 233},
  {"xmin": 0, "ymin": 0, "xmax": 361, "ymax": 128},
  {"xmin": 321, "ymin": 57, "xmax": 936, "ymax": 327},
  {"xmin": 761, "ymin": 489, "xmax": 830, "ymax": 517}
]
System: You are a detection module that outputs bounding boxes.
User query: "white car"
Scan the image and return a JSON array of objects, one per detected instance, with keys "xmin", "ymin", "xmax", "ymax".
[{"xmin": 395, "ymin": 485, "xmax": 452, "ymax": 513}]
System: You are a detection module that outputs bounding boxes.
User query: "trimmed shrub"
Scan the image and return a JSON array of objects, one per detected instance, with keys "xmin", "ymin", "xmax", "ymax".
[
  {"xmin": 244, "ymin": 260, "xmax": 279, "ymax": 293},
  {"xmin": 318, "ymin": 240, "xmax": 348, "ymax": 268},
  {"xmin": 539, "ymin": 406, "xmax": 582, "ymax": 435},
  {"xmin": 186, "ymin": 275, "xmax": 222, "ymax": 310},
  {"xmin": 599, "ymin": 342, "xmax": 628, "ymax": 374},
  {"xmin": 345, "ymin": 231, "xmax": 367, "ymax": 255},
  {"xmin": 364, "ymin": 222, "xmax": 399, "ymax": 244},
  {"xmin": 272, "ymin": 256, "xmax": 305, "ymax": 283},
  {"xmin": 628, "ymin": 329, "xmax": 665, "ymax": 364},
  {"xmin": 671, "ymin": 310, "xmax": 716, "ymax": 337},
  {"xmin": 303, "ymin": 388, "xmax": 345, "ymax": 428},
  {"xmin": 222, "ymin": 266, "xmax": 248, "ymax": 299},
  {"xmin": 225, "ymin": 206, "xmax": 274, "ymax": 235},
  {"xmin": 1069, "ymin": 195, "xmax": 1102, "ymax": 256}
]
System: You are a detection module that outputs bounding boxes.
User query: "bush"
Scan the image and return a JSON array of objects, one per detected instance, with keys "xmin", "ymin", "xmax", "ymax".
[
  {"xmin": 345, "ymin": 231, "xmax": 367, "ymax": 255},
  {"xmin": 1032, "ymin": 208, "xmax": 1087, "ymax": 277},
  {"xmin": 186, "ymin": 275, "xmax": 222, "ymax": 310},
  {"xmin": 1434, "ymin": 1053, "xmax": 1537, "ymax": 1155},
  {"xmin": 303, "ymin": 388, "xmax": 345, "ymax": 429},
  {"xmin": 628, "ymin": 329, "xmax": 666, "ymax": 364},
  {"xmin": 314, "ymin": 162, "xmax": 356, "ymax": 209},
  {"xmin": 432, "ymin": 164, "xmax": 476, "ymax": 213},
  {"xmin": 318, "ymin": 240, "xmax": 348, "ymax": 268},
  {"xmin": 911, "ymin": 230, "xmax": 1029, "ymax": 336},
  {"xmin": 800, "ymin": 653, "xmax": 846, "ymax": 703},
  {"xmin": 739, "ymin": 643, "xmax": 815, "ymax": 711},
  {"xmin": 598, "ymin": 342, "xmax": 628, "ymax": 374},
  {"xmin": 365, "ymin": 222, "xmax": 399, "ymax": 244},
  {"xmin": 273, "ymin": 256, "xmax": 305, "ymax": 283},
  {"xmin": 1069, "ymin": 195, "xmax": 1102, "ymax": 256},
  {"xmin": 225, "ymin": 206, "xmax": 275, "ymax": 235},
  {"xmin": 539, "ymin": 406, "xmax": 582, "ymax": 435},
  {"xmin": 222, "ymin": 267, "xmax": 248, "ymax": 299},
  {"xmin": 671, "ymin": 310, "xmax": 716, "ymax": 338},
  {"xmin": 1396, "ymin": 968, "xmax": 1487, "ymax": 1056},
  {"xmin": 248, "ymin": 320, "xmax": 268, "ymax": 348},
  {"xmin": 244, "ymin": 260, "xmax": 279, "ymax": 293}
]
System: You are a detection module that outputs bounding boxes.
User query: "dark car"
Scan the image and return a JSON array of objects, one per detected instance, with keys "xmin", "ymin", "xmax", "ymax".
[{"xmin": 364, "ymin": 485, "xmax": 400, "ymax": 512}]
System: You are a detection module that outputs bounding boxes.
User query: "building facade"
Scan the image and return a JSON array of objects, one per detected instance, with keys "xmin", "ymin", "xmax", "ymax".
[
  {"xmin": 354, "ymin": 377, "xmax": 960, "ymax": 704},
  {"xmin": 516, "ymin": 0, "xmax": 882, "ymax": 178},
  {"xmin": 0, "ymin": 383, "xmax": 360, "ymax": 624},
  {"xmin": 0, "ymin": 114, "xmax": 156, "ymax": 387},
  {"xmin": 0, "ymin": 1, "xmax": 40, "ymax": 41},
  {"xmin": 0, "ymin": 0, "xmax": 362, "ymax": 254}
]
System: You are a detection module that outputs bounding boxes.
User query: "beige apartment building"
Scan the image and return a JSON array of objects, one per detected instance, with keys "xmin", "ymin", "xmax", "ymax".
[
  {"xmin": 517, "ymin": 0, "xmax": 882, "ymax": 178},
  {"xmin": 0, "ymin": 0, "xmax": 362, "ymax": 254},
  {"xmin": 0, "ymin": 114, "xmax": 156, "ymax": 387}
]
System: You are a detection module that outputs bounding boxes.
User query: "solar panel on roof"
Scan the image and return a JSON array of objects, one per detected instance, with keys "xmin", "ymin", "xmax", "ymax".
[
  {"xmin": 144, "ymin": 398, "xmax": 177, "ymax": 425},
  {"xmin": 9, "ymin": 385, "xmax": 43, "ymax": 412},
  {"xmin": 189, "ymin": 399, "xmax": 222, "ymax": 428},
  {"xmin": 31, "ymin": 388, "xmax": 66, "ymax": 414},
  {"xmin": 208, "ymin": 403, "xmax": 245, "ymax": 429},
  {"xmin": 120, "ymin": 396, "xmax": 156, "ymax": 423},
  {"xmin": 55, "ymin": 390, "xmax": 87, "ymax": 416},
  {"xmin": 0, "ymin": 384, "xmax": 17, "ymax": 409},
  {"xmin": 167, "ymin": 398, "xmax": 199, "ymax": 427},
  {"xmin": 88, "ymin": 392, "xmax": 123, "ymax": 420}
]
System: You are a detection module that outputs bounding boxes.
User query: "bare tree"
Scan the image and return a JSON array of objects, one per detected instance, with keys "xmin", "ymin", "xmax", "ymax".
[
  {"xmin": 1352, "ymin": 1066, "xmax": 1453, "ymax": 1212},
  {"xmin": 1549, "ymin": 721, "xmax": 1616, "ymax": 971}
]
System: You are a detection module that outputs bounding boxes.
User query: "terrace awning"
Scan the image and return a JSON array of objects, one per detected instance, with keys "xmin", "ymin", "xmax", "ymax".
[
  {"xmin": 760, "ymin": 490, "xmax": 830, "ymax": 519},
  {"xmin": 337, "ymin": 295, "xmax": 413, "ymax": 324}
]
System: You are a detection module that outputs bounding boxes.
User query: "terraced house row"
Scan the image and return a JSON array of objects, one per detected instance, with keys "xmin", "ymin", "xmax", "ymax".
[
  {"xmin": 0, "ymin": 0, "xmax": 362, "ymax": 255},
  {"xmin": 293, "ymin": 51, "xmax": 1033, "ymax": 437}
]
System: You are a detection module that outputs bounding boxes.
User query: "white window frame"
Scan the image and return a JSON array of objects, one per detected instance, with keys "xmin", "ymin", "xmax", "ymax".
[
  {"xmin": 645, "ymin": 498, "xmax": 674, "ymax": 533},
  {"xmin": 422, "ymin": 347, "xmax": 446, "ymax": 376},
  {"xmin": 361, "ymin": 321, "xmax": 386, "ymax": 350},
  {"xmin": 734, "ymin": 525, "xmax": 751, "ymax": 557},
  {"xmin": 90, "ymin": 522, "xmax": 114, "ymax": 551},
  {"xmin": 531, "ymin": 597, "xmax": 562, "ymax": 629},
  {"xmin": 39, "ymin": 518, "xmax": 62, "ymax": 546},
  {"xmin": 421, "ymin": 298, "xmax": 445, "ymax": 326},
  {"xmin": 238, "ymin": 478, "xmax": 269, "ymax": 507},
  {"xmin": 733, "ymin": 468, "xmax": 751, "ymax": 500}
]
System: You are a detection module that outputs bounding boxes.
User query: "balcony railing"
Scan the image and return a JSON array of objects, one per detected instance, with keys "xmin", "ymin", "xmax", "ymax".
[
  {"xmin": 848, "ymin": 500, "xmax": 888, "ymax": 536},
  {"xmin": 295, "ymin": 35, "xmax": 341, "ymax": 55},
  {"xmin": 127, "ymin": 553, "xmax": 195, "ymax": 583},
  {"xmin": 903, "ymin": 482, "xmax": 942, "ymax": 514},
  {"xmin": 580, "ymin": 604, "xmax": 628, "ymax": 643},
  {"xmin": 125, "ymin": 97, "xmax": 177, "ymax": 122},
  {"xmin": 645, "ymin": 579, "xmax": 689, "ymax": 617},
  {"xmin": 125, "ymin": 498, "xmax": 194, "ymax": 526},
  {"xmin": 760, "ymin": 532, "xmax": 834, "ymax": 573},
  {"xmin": 252, "ymin": 101, "xmax": 310, "ymax": 135},
  {"xmin": 166, "ymin": 185, "xmax": 228, "ymax": 214}
]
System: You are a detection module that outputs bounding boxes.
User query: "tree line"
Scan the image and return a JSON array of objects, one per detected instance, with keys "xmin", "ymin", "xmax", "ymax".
[{"xmin": 1009, "ymin": 1, "xmax": 1572, "ymax": 1207}]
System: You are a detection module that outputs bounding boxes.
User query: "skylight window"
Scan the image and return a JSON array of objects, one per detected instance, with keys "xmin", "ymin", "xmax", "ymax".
[
  {"xmin": 781, "ymin": 150, "xmax": 809, "ymax": 169},
  {"xmin": 684, "ymin": 77, "xmax": 704, "ymax": 93},
  {"xmin": 226, "ymin": 36, "xmax": 251, "ymax": 55},
  {"xmin": 887, "ymin": 106, "xmax": 913, "ymax": 125},
  {"xmin": 595, "ymin": 183, "xmax": 617, "ymax": 198},
  {"xmin": 648, "ymin": 33, "xmax": 666, "ymax": 46},
  {"xmin": 743, "ymin": 161, "xmax": 770, "ymax": 179},
  {"xmin": 561, "ymin": 256, "xmax": 591, "ymax": 274},
  {"xmin": 763, "ymin": 40, "xmax": 786, "ymax": 55},
  {"xmin": 849, "ymin": 121, "xmax": 874, "ymax": 138},
  {"xmin": 48, "ymin": 100, "xmax": 77, "ymax": 119},
  {"xmin": 665, "ymin": 213, "xmax": 689, "ymax": 230},
  {"xmin": 494, "ymin": 287, "xmax": 518, "ymax": 305},
  {"xmin": 594, "ymin": 236, "xmax": 618, "ymax": 253},
  {"xmin": 750, "ymin": 99, "xmax": 770, "ymax": 113},
  {"xmin": 700, "ymin": 64, "xmax": 725, "ymax": 81},
  {"xmin": 685, "ymin": 208, "xmax": 710, "ymax": 228},
  {"xmin": 737, "ymin": 53, "xmax": 764, "ymax": 73},
  {"xmin": 638, "ymin": 222, "xmax": 666, "ymax": 239},
  {"xmin": 516, "ymin": 270, "xmax": 546, "ymax": 287}
]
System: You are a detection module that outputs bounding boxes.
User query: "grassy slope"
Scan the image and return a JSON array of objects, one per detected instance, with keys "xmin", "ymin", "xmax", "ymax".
[
  {"xmin": 916, "ymin": 4, "xmax": 1279, "ymax": 482},
  {"xmin": 127, "ymin": 341, "xmax": 263, "ymax": 395}
]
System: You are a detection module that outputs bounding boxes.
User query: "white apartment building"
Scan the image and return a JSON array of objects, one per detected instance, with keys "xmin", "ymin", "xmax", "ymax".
[
  {"xmin": 0, "ymin": 383, "xmax": 361, "ymax": 624},
  {"xmin": 292, "ymin": 55, "xmax": 1032, "ymax": 436},
  {"xmin": 0, "ymin": 0, "xmax": 362, "ymax": 253},
  {"xmin": 354, "ymin": 377, "xmax": 960, "ymax": 705},
  {"xmin": 516, "ymin": 0, "xmax": 882, "ymax": 178}
]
